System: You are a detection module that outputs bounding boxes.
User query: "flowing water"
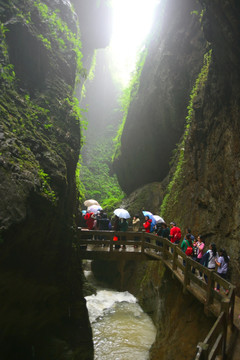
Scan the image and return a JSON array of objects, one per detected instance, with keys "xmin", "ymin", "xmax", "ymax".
[{"xmin": 84, "ymin": 269, "xmax": 156, "ymax": 360}]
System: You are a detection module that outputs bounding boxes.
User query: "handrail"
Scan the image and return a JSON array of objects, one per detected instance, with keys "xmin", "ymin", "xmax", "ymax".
[{"xmin": 76, "ymin": 229, "xmax": 236, "ymax": 359}]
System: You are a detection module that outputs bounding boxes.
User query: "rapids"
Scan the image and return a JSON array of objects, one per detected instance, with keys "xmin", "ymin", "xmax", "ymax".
[{"xmin": 85, "ymin": 269, "xmax": 156, "ymax": 359}]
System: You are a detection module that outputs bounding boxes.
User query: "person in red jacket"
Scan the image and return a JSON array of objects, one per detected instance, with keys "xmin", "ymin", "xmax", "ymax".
[
  {"xmin": 84, "ymin": 212, "xmax": 95, "ymax": 230},
  {"xmin": 169, "ymin": 222, "xmax": 182, "ymax": 244},
  {"xmin": 143, "ymin": 216, "xmax": 152, "ymax": 244},
  {"xmin": 143, "ymin": 216, "xmax": 152, "ymax": 233}
]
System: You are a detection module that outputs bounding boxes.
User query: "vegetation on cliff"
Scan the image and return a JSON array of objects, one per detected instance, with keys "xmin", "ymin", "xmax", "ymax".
[
  {"xmin": 80, "ymin": 136, "xmax": 125, "ymax": 212},
  {"xmin": 77, "ymin": 46, "xmax": 149, "ymax": 213},
  {"xmin": 0, "ymin": 1, "xmax": 94, "ymax": 358},
  {"xmin": 0, "ymin": 0, "xmax": 87, "ymax": 210},
  {"xmin": 78, "ymin": 49, "xmax": 125, "ymax": 212},
  {"xmin": 161, "ymin": 49, "xmax": 212, "ymax": 222}
]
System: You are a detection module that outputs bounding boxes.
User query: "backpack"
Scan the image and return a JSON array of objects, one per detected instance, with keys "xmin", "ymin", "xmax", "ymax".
[
  {"xmin": 150, "ymin": 221, "xmax": 155, "ymax": 233},
  {"xmin": 186, "ymin": 246, "xmax": 193, "ymax": 256},
  {"xmin": 174, "ymin": 227, "xmax": 182, "ymax": 241}
]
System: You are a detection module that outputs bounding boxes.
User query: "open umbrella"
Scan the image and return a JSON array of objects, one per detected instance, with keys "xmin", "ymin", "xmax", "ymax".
[
  {"xmin": 153, "ymin": 215, "xmax": 165, "ymax": 224},
  {"xmin": 142, "ymin": 211, "xmax": 156, "ymax": 225},
  {"xmin": 114, "ymin": 208, "xmax": 131, "ymax": 219},
  {"xmin": 142, "ymin": 210, "xmax": 153, "ymax": 217},
  {"xmin": 87, "ymin": 204, "xmax": 102, "ymax": 214},
  {"xmin": 84, "ymin": 199, "xmax": 100, "ymax": 207}
]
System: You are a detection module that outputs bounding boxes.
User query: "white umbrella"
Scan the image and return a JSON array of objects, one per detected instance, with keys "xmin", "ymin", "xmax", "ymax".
[
  {"xmin": 87, "ymin": 204, "xmax": 102, "ymax": 214},
  {"xmin": 84, "ymin": 199, "xmax": 100, "ymax": 207},
  {"xmin": 114, "ymin": 208, "xmax": 131, "ymax": 219},
  {"xmin": 153, "ymin": 215, "xmax": 165, "ymax": 224}
]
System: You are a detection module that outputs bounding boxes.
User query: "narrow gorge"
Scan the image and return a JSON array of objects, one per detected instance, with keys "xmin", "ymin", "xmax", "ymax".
[{"xmin": 1, "ymin": 0, "xmax": 240, "ymax": 359}]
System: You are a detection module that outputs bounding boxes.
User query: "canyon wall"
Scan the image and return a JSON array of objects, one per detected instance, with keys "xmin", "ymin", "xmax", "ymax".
[
  {"xmin": 161, "ymin": 0, "xmax": 240, "ymax": 288},
  {"xmin": 113, "ymin": 0, "xmax": 240, "ymax": 289},
  {"xmin": 113, "ymin": 0, "xmax": 206, "ymax": 195},
  {"xmin": 0, "ymin": 0, "xmax": 111, "ymax": 358}
]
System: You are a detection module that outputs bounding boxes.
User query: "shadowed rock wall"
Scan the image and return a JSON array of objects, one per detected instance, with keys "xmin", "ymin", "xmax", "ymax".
[
  {"xmin": 161, "ymin": 0, "xmax": 240, "ymax": 290},
  {"xmin": 113, "ymin": 0, "xmax": 206, "ymax": 194},
  {"xmin": 111, "ymin": 0, "xmax": 240, "ymax": 289},
  {"xmin": 0, "ymin": 0, "xmax": 101, "ymax": 358}
]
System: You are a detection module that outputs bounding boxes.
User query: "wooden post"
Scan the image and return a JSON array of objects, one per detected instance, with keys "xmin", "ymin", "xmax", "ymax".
[
  {"xmin": 221, "ymin": 298, "xmax": 230, "ymax": 323},
  {"xmin": 229, "ymin": 288, "xmax": 235, "ymax": 330},
  {"xmin": 220, "ymin": 299, "xmax": 230, "ymax": 358},
  {"xmin": 141, "ymin": 232, "xmax": 145, "ymax": 253},
  {"xmin": 205, "ymin": 269, "xmax": 214, "ymax": 306},
  {"xmin": 110, "ymin": 234, "xmax": 113, "ymax": 252},
  {"xmin": 172, "ymin": 244, "xmax": 178, "ymax": 270},
  {"xmin": 163, "ymin": 239, "xmax": 168, "ymax": 260},
  {"xmin": 196, "ymin": 342, "xmax": 209, "ymax": 360},
  {"xmin": 183, "ymin": 257, "xmax": 190, "ymax": 294}
]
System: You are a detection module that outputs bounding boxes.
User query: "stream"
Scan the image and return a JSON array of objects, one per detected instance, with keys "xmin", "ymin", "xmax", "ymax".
[{"xmin": 84, "ymin": 267, "xmax": 156, "ymax": 360}]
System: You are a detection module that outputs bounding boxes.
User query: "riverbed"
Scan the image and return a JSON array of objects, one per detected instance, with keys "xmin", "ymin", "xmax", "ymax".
[{"xmin": 84, "ymin": 269, "xmax": 156, "ymax": 360}]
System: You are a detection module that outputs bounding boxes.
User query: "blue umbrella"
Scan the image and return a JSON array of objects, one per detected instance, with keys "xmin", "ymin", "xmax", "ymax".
[{"xmin": 142, "ymin": 211, "xmax": 156, "ymax": 225}]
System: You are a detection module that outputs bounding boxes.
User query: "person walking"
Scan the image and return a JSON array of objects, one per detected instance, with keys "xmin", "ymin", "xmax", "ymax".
[
  {"xmin": 169, "ymin": 222, "xmax": 181, "ymax": 253},
  {"xmin": 155, "ymin": 222, "xmax": 163, "ymax": 248},
  {"xmin": 132, "ymin": 215, "xmax": 140, "ymax": 231},
  {"xmin": 143, "ymin": 216, "xmax": 152, "ymax": 244},
  {"xmin": 196, "ymin": 235, "xmax": 205, "ymax": 279},
  {"xmin": 191, "ymin": 238, "xmax": 199, "ymax": 274},
  {"xmin": 84, "ymin": 211, "xmax": 95, "ymax": 230},
  {"xmin": 143, "ymin": 216, "xmax": 152, "ymax": 233},
  {"xmin": 98, "ymin": 213, "xmax": 110, "ymax": 246},
  {"xmin": 181, "ymin": 233, "xmax": 192, "ymax": 266},
  {"xmin": 181, "ymin": 233, "xmax": 192, "ymax": 253},
  {"xmin": 169, "ymin": 222, "xmax": 182, "ymax": 244},
  {"xmin": 120, "ymin": 218, "xmax": 128, "ymax": 249},
  {"xmin": 161, "ymin": 223, "xmax": 170, "ymax": 240},
  {"xmin": 132, "ymin": 215, "xmax": 140, "ymax": 248},
  {"xmin": 203, "ymin": 243, "xmax": 218, "ymax": 283},
  {"xmin": 215, "ymin": 248, "xmax": 230, "ymax": 292},
  {"xmin": 113, "ymin": 215, "xmax": 121, "ymax": 249}
]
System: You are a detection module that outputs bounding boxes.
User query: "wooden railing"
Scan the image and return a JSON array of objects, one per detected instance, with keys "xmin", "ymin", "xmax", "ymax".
[{"xmin": 76, "ymin": 229, "xmax": 236, "ymax": 359}]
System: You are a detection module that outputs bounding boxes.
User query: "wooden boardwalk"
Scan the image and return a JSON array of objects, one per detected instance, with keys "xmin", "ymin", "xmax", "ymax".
[{"xmin": 76, "ymin": 229, "xmax": 238, "ymax": 360}]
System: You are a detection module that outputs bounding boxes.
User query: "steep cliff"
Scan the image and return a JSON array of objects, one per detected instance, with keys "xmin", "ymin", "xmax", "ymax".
[
  {"xmin": 0, "ymin": 1, "xmax": 94, "ymax": 358},
  {"xmin": 113, "ymin": 0, "xmax": 206, "ymax": 195},
  {"xmin": 112, "ymin": 0, "xmax": 240, "ymax": 289},
  {"xmin": 160, "ymin": 0, "xmax": 240, "ymax": 289},
  {"xmin": 72, "ymin": 0, "xmax": 112, "ymax": 61}
]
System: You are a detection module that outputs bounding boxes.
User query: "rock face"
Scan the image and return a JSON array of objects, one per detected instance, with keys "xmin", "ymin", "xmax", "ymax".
[
  {"xmin": 113, "ymin": 0, "xmax": 206, "ymax": 195},
  {"xmin": 121, "ymin": 182, "xmax": 165, "ymax": 219},
  {"xmin": 72, "ymin": 0, "xmax": 112, "ymax": 60},
  {"xmin": 112, "ymin": 0, "xmax": 240, "ymax": 289},
  {"xmin": 0, "ymin": 1, "xmax": 95, "ymax": 358},
  {"xmin": 160, "ymin": 0, "xmax": 240, "ymax": 289}
]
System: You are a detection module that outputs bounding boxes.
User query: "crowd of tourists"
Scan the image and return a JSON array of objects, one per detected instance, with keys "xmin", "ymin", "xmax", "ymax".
[{"xmin": 80, "ymin": 210, "xmax": 230, "ymax": 293}]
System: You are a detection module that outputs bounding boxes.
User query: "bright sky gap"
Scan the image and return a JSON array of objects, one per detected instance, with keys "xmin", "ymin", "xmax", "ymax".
[{"xmin": 108, "ymin": 0, "xmax": 161, "ymax": 87}]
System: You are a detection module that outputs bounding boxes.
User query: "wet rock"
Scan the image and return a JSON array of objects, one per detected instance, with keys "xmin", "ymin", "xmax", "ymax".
[{"xmin": 113, "ymin": 0, "xmax": 206, "ymax": 194}]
